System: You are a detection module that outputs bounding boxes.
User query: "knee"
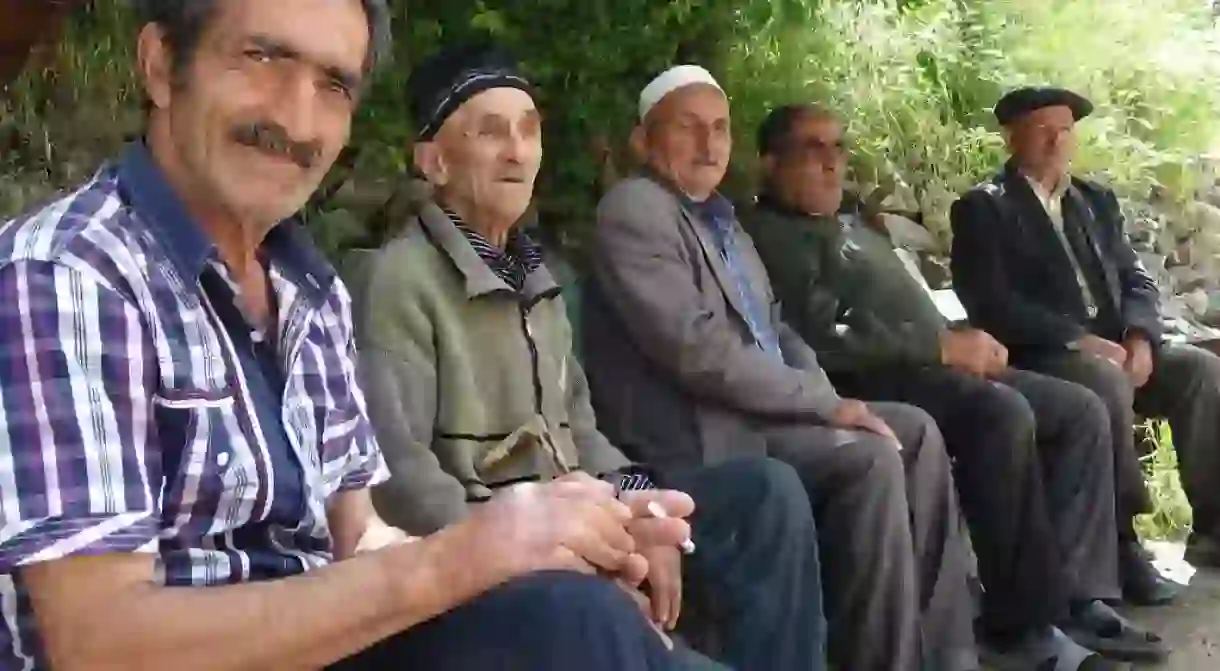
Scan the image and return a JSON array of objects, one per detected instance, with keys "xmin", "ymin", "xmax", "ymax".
[
  {"xmin": 853, "ymin": 432, "xmax": 909, "ymax": 489},
  {"xmin": 880, "ymin": 403, "xmax": 950, "ymax": 464},
  {"xmin": 732, "ymin": 457, "xmax": 816, "ymax": 536},
  {"xmin": 503, "ymin": 571, "xmax": 645, "ymax": 627},
  {"xmin": 734, "ymin": 457, "xmax": 809, "ymax": 507},
  {"xmin": 1068, "ymin": 384, "xmax": 1114, "ymax": 444},
  {"xmin": 1084, "ymin": 359, "xmax": 1136, "ymax": 413},
  {"xmin": 487, "ymin": 571, "xmax": 670, "ymax": 667},
  {"xmin": 975, "ymin": 384, "xmax": 1037, "ymax": 448}
]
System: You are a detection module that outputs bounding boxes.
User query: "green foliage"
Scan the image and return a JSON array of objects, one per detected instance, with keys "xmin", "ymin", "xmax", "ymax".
[
  {"xmin": 1, "ymin": 1, "xmax": 140, "ymax": 216},
  {"xmin": 726, "ymin": 0, "xmax": 1220, "ymax": 248},
  {"xmin": 1136, "ymin": 421, "xmax": 1194, "ymax": 542},
  {"xmin": 3, "ymin": 0, "xmax": 1220, "ymax": 260}
]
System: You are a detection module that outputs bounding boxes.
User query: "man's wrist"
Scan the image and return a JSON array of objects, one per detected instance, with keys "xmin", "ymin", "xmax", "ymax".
[{"xmin": 381, "ymin": 522, "xmax": 500, "ymax": 621}]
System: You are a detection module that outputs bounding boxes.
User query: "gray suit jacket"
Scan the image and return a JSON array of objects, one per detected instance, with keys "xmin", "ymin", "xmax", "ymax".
[{"xmin": 583, "ymin": 174, "xmax": 842, "ymax": 470}]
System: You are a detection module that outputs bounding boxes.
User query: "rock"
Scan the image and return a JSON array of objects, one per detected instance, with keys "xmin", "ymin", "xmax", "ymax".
[
  {"xmin": 881, "ymin": 213, "xmax": 937, "ymax": 252},
  {"xmin": 1186, "ymin": 288, "xmax": 1210, "ymax": 317},
  {"xmin": 919, "ymin": 254, "xmax": 953, "ymax": 290}
]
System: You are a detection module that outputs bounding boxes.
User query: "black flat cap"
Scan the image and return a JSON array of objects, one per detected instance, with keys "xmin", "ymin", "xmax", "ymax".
[
  {"xmin": 994, "ymin": 87, "xmax": 1093, "ymax": 126},
  {"xmin": 407, "ymin": 42, "xmax": 533, "ymax": 140}
]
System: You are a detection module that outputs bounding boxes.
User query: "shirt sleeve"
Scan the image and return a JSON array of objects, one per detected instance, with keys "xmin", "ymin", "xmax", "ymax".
[
  {"xmin": 0, "ymin": 260, "xmax": 161, "ymax": 571},
  {"xmin": 331, "ymin": 281, "xmax": 390, "ymax": 492}
]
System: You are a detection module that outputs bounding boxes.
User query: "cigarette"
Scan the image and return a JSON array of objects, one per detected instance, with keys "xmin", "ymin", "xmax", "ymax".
[{"xmin": 647, "ymin": 501, "xmax": 696, "ymax": 555}]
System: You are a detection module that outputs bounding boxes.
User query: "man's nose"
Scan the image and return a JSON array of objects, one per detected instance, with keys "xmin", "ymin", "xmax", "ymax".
[{"xmin": 267, "ymin": 71, "xmax": 321, "ymax": 147}]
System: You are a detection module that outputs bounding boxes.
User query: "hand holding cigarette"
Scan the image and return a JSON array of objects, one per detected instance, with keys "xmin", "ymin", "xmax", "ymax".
[{"xmin": 646, "ymin": 501, "xmax": 696, "ymax": 555}]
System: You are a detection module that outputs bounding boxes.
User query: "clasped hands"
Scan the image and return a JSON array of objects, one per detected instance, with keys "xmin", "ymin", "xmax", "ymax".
[{"xmin": 475, "ymin": 472, "xmax": 694, "ymax": 645}]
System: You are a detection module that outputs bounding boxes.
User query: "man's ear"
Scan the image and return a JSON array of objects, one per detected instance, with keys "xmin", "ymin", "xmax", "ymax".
[
  {"xmin": 628, "ymin": 124, "xmax": 649, "ymax": 166},
  {"xmin": 136, "ymin": 23, "xmax": 174, "ymax": 111},
  {"xmin": 760, "ymin": 153, "xmax": 778, "ymax": 182},
  {"xmin": 1001, "ymin": 126, "xmax": 1017, "ymax": 154},
  {"xmin": 413, "ymin": 142, "xmax": 448, "ymax": 187}
]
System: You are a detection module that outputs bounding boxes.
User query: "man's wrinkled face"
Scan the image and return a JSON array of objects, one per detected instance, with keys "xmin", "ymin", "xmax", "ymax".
[
  {"xmin": 766, "ymin": 113, "xmax": 846, "ymax": 216},
  {"xmin": 144, "ymin": 0, "xmax": 368, "ymax": 227},
  {"xmin": 418, "ymin": 87, "xmax": 543, "ymax": 226},
  {"xmin": 1007, "ymin": 105, "xmax": 1077, "ymax": 179},
  {"xmin": 640, "ymin": 84, "xmax": 731, "ymax": 200}
]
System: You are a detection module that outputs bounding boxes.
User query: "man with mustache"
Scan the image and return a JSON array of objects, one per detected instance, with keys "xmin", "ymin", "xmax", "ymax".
[
  {"xmin": 349, "ymin": 43, "xmax": 825, "ymax": 671},
  {"xmin": 0, "ymin": 1, "xmax": 705, "ymax": 669},
  {"xmin": 232, "ymin": 121, "xmax": 323, "ymax": 169},
  {"xmin": 743, "ymin": 103, "xmax": 1168, "ymax": 668},
  {"xmin": 581, "ymin": 65, "xmax": 977, "ymax": 671},
  {"xmin": 952, "ymin": 86, "xmax": 1220, "ymax": 586}
]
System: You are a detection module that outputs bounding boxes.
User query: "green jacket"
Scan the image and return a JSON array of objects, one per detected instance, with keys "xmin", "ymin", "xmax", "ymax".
[
  {"xmin": 344, "ymin": 202, "xmax": 629, "ymax": 534},
  {"xmin": 743, "ymin": 202, "xmax": 947, "ymax": 373}
]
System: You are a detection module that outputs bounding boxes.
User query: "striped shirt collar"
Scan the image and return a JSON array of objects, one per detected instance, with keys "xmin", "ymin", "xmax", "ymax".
[
  {"xmin": 0, "ymin": 160, "xmax": 387, "ymax": 669},
  {"xmin": 115, "ymin": 142, "xmax": 336, "ymax": 305},
  {"xmin": 444, "ymin": 207, "xmax": 542, "ymax": 293}
]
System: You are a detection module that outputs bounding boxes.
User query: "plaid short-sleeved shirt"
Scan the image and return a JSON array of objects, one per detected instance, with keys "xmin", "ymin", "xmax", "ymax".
[{"xmin": 0, "ymin": 144, "xmax": 389, "ymax": 669}]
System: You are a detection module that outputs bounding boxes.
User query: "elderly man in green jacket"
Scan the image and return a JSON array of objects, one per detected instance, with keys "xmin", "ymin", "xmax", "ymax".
[
  {"xmin": 348, "ymin": 44, "xmax": 826, "ymax": 671},
  {"xmin": 743, "ymin": 103, "xmax": 1170, "ymax": 668}
]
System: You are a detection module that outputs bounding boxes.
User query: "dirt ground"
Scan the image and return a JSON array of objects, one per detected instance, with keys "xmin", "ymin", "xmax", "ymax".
[{"xmin": 1122, "ymin": 541, "xmax": 1220, "ymax": 670}]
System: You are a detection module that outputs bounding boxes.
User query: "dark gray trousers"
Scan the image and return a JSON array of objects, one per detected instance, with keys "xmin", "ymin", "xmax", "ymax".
[
  {"xmin": 832, "ymin": 366, "xmax": 1119, "ymax": 641},
  {"xmin": 1023, "ymin": 344, "xmax": 1220, "ymax": 540},
  {"xmin": 763, "ymin": 402, "xmax": 976, "ymax": 671}
]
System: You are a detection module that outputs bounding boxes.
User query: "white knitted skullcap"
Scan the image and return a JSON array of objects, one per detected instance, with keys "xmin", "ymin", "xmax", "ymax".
[{"xmin": 638, "ymin": 65, "xmax": 724, "ymax": 121}]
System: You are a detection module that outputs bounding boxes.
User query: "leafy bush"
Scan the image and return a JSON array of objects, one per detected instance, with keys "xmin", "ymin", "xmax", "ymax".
[
  {"xmin": 1136, "ymin": 421, "xmax": 1194, "ymax": 541},
  {"xmin": 725, "ymin": 0, "xmax": 1220, "ymax": 251},
  {"xmin": 6, "ymin": 0, "xmax": 1220, "ymax": 258}
]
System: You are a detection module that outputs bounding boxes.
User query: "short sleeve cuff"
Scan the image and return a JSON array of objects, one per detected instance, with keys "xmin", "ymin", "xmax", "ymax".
[
  {"xmin": 0, "ymin": 512, "xmax": 159, "ymax": 571},
  {"xmin": 338, "ymin": 450, "xmax": 390, "ymax": 492}
]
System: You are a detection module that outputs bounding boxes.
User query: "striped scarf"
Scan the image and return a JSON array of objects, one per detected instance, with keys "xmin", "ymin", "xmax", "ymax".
[{"xmin": 445, "ymin": 208, "xmax": 543, "ymax": 292}]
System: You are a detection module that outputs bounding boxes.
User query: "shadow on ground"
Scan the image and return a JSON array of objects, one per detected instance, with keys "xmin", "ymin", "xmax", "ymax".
[{"xmin": 1122, "ymin": 541, "xmax": 1220, "ymax": 670}]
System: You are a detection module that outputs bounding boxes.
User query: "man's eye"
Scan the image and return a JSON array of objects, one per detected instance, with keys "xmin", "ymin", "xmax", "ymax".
[
  {"xmin": 244, "ymin": 49, "xmax": 273, "ymax": 64},
  {"xmin": 325, "ymin": 79, "xmax": 353, "ymax": 100}
]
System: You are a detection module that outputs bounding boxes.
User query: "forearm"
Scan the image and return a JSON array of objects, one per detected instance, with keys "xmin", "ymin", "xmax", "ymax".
[{"xmin": 34, "ymin": 531, "xmax": 488, "ymax": 671}]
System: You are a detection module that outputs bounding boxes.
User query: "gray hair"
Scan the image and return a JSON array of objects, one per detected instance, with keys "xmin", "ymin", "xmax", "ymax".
[{"xmin": 131, "ymin": 0, "xmax": 392, "ymax": 78}]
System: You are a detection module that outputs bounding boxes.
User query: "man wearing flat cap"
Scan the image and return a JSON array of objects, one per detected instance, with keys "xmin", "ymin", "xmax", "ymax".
[
  {"xmin": 582, "ymin": 64, "xmax": 976, "ymax": 671},
  {"xmin": 743, "ymin": 101, "xmax": 1170, "ymax": 667},
  {"xmin": 348, "ymin": 44, "xmax": 827, "ymax": 671},
  {"xmin": 952, "ymin": 86, "xmax": 1220, "ymax": 582}
]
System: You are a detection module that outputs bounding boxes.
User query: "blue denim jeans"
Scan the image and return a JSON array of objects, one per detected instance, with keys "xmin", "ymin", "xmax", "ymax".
[
  {"xmin": 668, "ymin": 457, "xmax": 827, "ymax": 671},
  {"xmin": 331, "ymin": 570, "xmax": 714, "ymax": 670}
]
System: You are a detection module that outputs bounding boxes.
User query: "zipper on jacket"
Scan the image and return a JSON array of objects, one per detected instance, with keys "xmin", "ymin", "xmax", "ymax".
[
  {"xmin": 518, "ymin": 304, "xmax": 545, "ymax": 417},
  {"xmin": 518, "ymin": 302, "xmax": 575, "ymax": 474}
]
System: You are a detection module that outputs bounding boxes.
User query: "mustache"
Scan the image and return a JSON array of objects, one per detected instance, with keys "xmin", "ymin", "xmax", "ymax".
[{"xmin": 231, "ymin": 122, "xmax": 322, "ymax": 169}]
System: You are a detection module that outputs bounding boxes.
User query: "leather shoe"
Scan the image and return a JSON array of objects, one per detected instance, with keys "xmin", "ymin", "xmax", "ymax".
[
  {"xmin": 1184, "ymin": 533, "xmax": 1220, "ymax": 568},
  {"xmin": 1119, "ymin": 541, "xmax": 1181, "ymax": 606}
]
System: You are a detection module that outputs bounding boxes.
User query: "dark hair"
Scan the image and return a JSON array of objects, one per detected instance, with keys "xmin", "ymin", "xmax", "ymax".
[
  {"xmin": 132, "ymin": 0, "xmax": 392, "ymax": 79},
  {"xmin": 756, "ymin": 103, "xmax": 837, "ymax": 158}
]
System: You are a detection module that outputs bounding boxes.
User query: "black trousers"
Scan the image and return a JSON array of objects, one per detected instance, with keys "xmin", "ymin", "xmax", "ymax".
[
  {"xmin": 831, "ymin": 366, "xmax": 1119, "ymax": 641},
  {"xmin": 1023, "ymin": 344, "xmax": 1220, "ymax": 541},
  {"xmin": 329, "ymin": 571, "xmax": 725, "ymax": 671}
]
